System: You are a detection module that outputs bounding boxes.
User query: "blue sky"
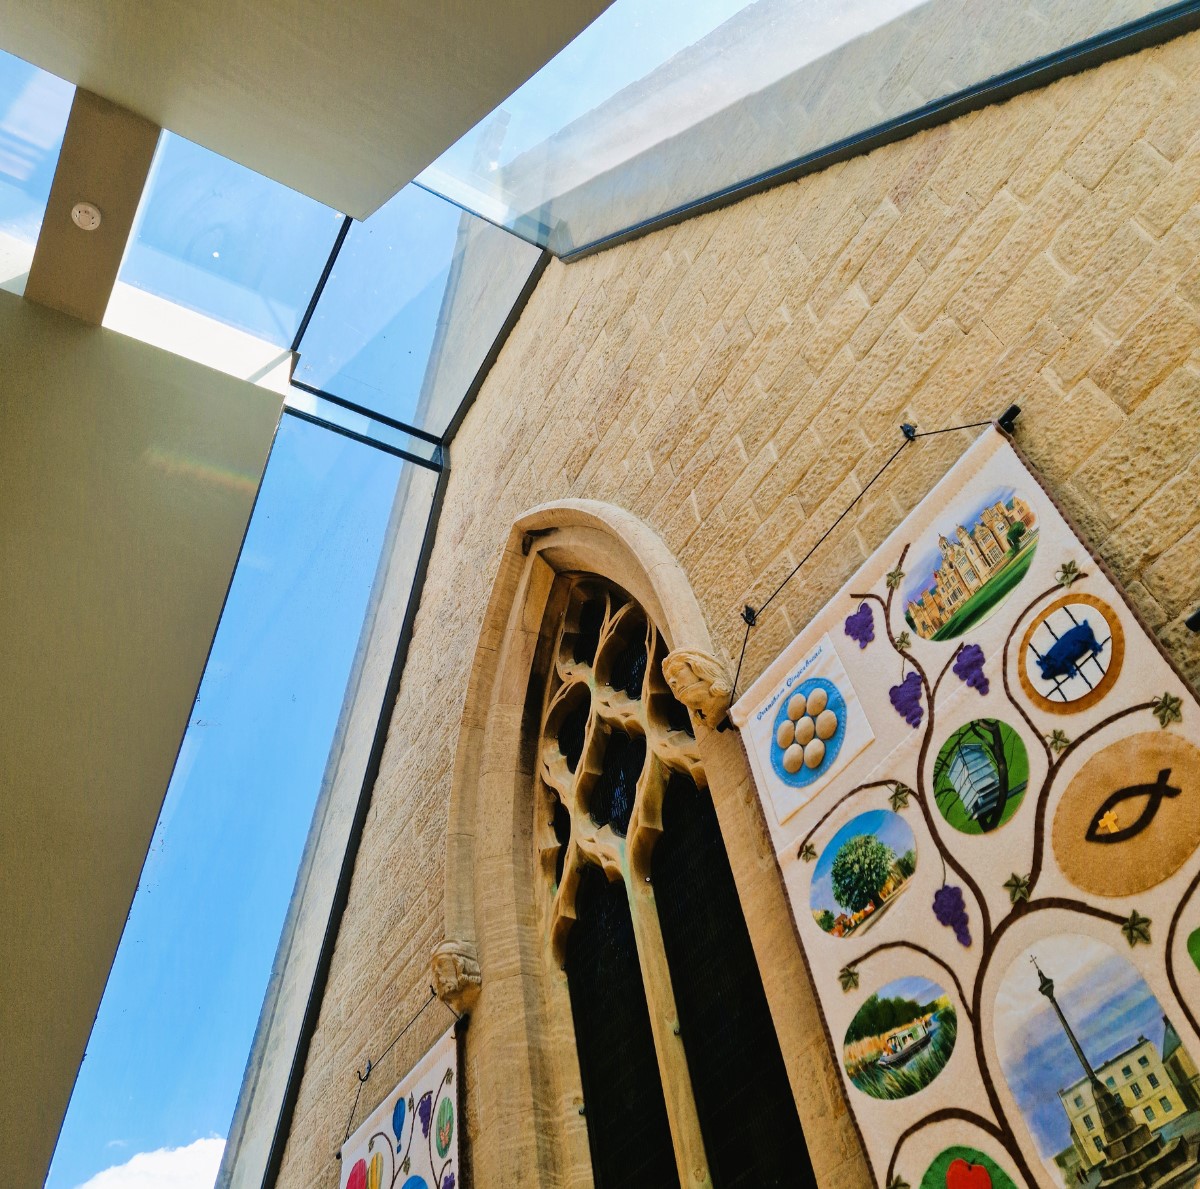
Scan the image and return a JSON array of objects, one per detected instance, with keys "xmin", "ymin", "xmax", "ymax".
[
  {"xmin": 810, "ymin": 809, "xmax": 915, "ymax": 917},
  {"xmin": 0, "ymin": 50, "xmax": 71, "ymax": 240},
  {"xmin": 868, "ymin": 975, "xmax": 945, "ymax": 1007},
  {"xmin": 995, "ymin": 936, "xmax": 1172, "ymax": 1161},
  {"xmin": 44, "ymin": 418, "xmax": 406, "ymax": 1188}
]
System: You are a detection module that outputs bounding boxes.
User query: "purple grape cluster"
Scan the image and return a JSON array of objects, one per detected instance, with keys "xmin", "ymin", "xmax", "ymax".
[
  {"xmin": 954, "ymin": 643, "xmax": 989, "ymax": 695},
  {"xmin": 933, "ymin": 884, "xmax": 971, "ymax": 946},
  {"xmin": 889, "ymin": 671, "xmax": 923, "ymax": 728},
  {"xmin": 844, "ymin": 603, "xmax": 874, "ymax": 649},
  {"xmin": 418, "ymin": 1091, "xmax": 433, "ymax": 1137}
]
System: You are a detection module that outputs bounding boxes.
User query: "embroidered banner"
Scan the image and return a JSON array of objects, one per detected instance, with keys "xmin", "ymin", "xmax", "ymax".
[
  {"xmin": 731, "ymin": 427, "xmax": 1200, "ymax": 1189},
  {"xmin": 340, "ymin": 1026, "xmax": 459, "ymax": 1189}
]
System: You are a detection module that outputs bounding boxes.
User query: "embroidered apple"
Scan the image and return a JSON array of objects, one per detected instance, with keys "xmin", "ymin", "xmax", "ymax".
[{"xmin": 946, "ymin": 1156, "xmax": 992, "ymax": 1189}]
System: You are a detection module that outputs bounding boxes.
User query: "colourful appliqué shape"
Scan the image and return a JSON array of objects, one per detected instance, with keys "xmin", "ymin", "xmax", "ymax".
[
  {"xmin": 947, "ymin": 1158, "xmax": 993, "ymax": 1189},
  {"xmin": 953, "ymin": 644, "xmax": 989, "ymax": 695},
  {"xmin": 932, "ymin": 884, "xmax": 971, "ymax": 946},
  {"xmin": 844, "ymin": 603, "xmax": 874, "ymax": 649},
  {"xmin": 1122, "ymin": 910, "xmax": 1152, "ymax": 947},
  {"xmin": 889, "ymin": 671, "xmax": 923, "ymax": 728}
]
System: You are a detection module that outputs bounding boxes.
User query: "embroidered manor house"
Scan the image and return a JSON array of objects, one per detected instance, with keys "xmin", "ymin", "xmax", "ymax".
[{"xmin": 907, "ymin": 498, "xmax": 1038, "ymax": 636}]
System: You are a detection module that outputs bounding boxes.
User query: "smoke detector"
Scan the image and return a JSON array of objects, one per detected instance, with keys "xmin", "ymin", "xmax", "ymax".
[{"xmin": 71, "ymin": 201, "xmax": 102, "ymax": 231}]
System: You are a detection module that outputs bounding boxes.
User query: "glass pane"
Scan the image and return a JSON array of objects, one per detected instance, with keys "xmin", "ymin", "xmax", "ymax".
[
  {"xmin": 418, "ymin": 0, "xmax": 1171, "ymax": 255},
  {"xmin": 652, "ymin": 771, "xmax": 810, "ymax": 1187},
  {"xmin": 44, "ymin": 418, "xmax": 424, "ymax": 1189},
  {"xmin": 565, "ymin": 866, "xmax": 680, "ymax": 1189},
  {"xmin": 284, "ymin": 384, "xmax": 442, "ymax": 467},
  {"xmin": 118, "ymin": 132, "xmax": 343, "ymax": 346},
  {"xmin": 294, "ymin": 184, "xmax": 542, "ymax": 437},
  {"xmin": 0, "ymin": 49, "xmax": 72, "ymax": 288}
]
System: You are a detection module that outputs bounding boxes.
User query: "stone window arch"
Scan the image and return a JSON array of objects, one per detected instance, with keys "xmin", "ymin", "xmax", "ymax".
[{"xmin": 432, "ymin": 500, "xmax": 855, "ymax": 1187}]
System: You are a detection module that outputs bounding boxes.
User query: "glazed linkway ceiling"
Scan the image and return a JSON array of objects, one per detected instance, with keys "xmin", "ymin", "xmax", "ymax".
[{"xmin": 0, "ymin": 0, "xmax": 613, "ymax": 218}]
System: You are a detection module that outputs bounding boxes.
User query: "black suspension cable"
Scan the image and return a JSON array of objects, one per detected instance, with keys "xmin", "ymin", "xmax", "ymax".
[
  {"xmin": 338, "ymin": 987, "xmax": 463, "ymax": 1147},
  {"xmin": 725, "ymin": 412, "xmax": 1017, "ymax": 710}
]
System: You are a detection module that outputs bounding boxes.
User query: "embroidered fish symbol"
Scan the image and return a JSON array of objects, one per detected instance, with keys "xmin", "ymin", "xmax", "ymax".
[{"xmin": 1084, "ymin": 769, "xmax": 1181, "ymax": 844}]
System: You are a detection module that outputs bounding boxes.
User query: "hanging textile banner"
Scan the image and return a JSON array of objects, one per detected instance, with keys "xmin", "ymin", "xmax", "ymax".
[
  {"xmin": 730, "ymin": 426, "xmax": 1200, "ymax": 1189},
  {"xmin": 340, "ymin": 1025, "xmax": 459, "ymax": 1189}
]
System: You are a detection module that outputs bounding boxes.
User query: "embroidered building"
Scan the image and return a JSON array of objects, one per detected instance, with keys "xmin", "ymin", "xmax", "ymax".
[
  {"xmin": 907, "ymin": 498, "xmax": 1039, "ymax": 636},
  {"xmin": 1058, "ymin": 1030, "xmax": 1191, "ymax": 1170}
]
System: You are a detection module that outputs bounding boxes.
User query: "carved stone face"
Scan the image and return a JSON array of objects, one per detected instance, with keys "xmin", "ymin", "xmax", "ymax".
[
  {"xmin": 430, "ymin": 940, "xmax": 480, "ymax": 1012},
  {"xmin": 662, "ymin": 648, "xmax": 732, "ymax": 725}
]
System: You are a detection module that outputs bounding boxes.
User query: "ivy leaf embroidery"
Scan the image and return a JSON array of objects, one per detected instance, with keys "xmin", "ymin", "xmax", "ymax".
[
  {"xmin": 888, "ymin": 1177, "xmax": 911, "ymax": 1189},
  {"xmin": 1122, "ymin": 911, "xmax": 1152, "ymax": 947},
  {"xmin": 1152, "ymin": 693, "xmax": 1183, "ymax": 729},
  {"xmin": 1004, "ymin": 872, "xmax": 1031, "ymax": 904},
  {"xmin": 886, "ymin": 567, "xmax": 906, "ymax": 590},
  {"xmin": 838, "ymin": 965, "xmax": 860, "ymax": 992},
  {"xmin": 1056, "ymin": 559, "xmax": 1081, "ymax": 587},
  {"xmin": 402, "ymin": 1156, "xmax": 412, "ymax": 1174},
  {"xmin": 889, "ymin": 782, "xmax": 914, "ymax": 811},
  {"xmin": 799, "ymin": 841, "xmax": 817, "ymax": 863},
  {"xmin": 1046, "ymin": 729, "xmax": 1070, "ymax": 753},
  {"xmin": 895, "ymin": 630, "xmax": 912, "ymax": 652}
]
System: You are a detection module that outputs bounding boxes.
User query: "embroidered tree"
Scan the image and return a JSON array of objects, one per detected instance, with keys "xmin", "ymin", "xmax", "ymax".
[
  {"xmin": 831, "ymin": 834, "xmax": 894, "ymax": 913},
  {"xmin": 801, "ymin": 544, "xmax": 1176, "ymax": 1188}
]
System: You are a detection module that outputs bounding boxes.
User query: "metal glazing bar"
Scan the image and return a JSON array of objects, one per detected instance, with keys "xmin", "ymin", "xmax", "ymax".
[
  {"xmin": 291, "ymin": 214, "xmax": 353, "ymax": 353},
  {"xmin": 282, "ymin": 406, "xmax": 442, "ymax": 472},
  {"xmin": 289, "ymin": 380, "xmax": 445, "ymax": 447},
  {"xmin": 438, "ymin": 249, "xmax": 551, "ymax": 442}
]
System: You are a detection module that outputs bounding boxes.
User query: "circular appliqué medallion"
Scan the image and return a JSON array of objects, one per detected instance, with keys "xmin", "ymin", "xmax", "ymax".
[
  {"xmin": 1018, "ymin": 593, "xmax": 1124, "ymax": 714},
  {"xmin": 1052, "ymin": 732, "xmax": 1200, "ymax": 896},
  {"xmin": 771, "ymin": 677, "xmax": 847, "ymax": 787}
]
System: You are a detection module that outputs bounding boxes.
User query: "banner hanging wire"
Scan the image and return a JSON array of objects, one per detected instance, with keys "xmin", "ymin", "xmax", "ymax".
[
  {"xmin": 724, "ymin": 409, "xmax": 1019, "ymax": 715},
  {"xmin": 339, "ymin": 986, "xmax": 462, "ymax": 1149}
]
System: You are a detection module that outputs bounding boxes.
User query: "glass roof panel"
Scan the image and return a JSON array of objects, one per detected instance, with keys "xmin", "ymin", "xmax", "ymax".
[
  {"xmin": 0, "ymin": 49, "xmax": 72, "ymax": 287},
  {"xmin": 45, "ymin": 416, "xmax": 429, "ymax": 1189},
  {"xmin": 118, "ymin": 132, "xmax": 344, "ymax": 346},
  {"xmin": 418, "ymin": 0, "xmax": 1172, "ymax": 255},
  {"xmin": 294, "ymin": 183, "xmax": 542, "ymax": 437},
  {"xmin": 285, "ymin": 384, "xmax": 443, "ymax": 467}
]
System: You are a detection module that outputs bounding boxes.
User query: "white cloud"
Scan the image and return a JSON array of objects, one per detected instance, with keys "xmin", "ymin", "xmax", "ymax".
[{"xmin": 75, "ymin": 1137, "xmax": 224, "ymax": 1189}]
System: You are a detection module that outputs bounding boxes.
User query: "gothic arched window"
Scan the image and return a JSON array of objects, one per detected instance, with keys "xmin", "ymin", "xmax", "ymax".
[{"xmin": 535, "ymin": 577, "xmax": 812, "ymax": 1188}]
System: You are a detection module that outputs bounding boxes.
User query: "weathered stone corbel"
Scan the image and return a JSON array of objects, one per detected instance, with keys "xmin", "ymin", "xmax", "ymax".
[
  {"xmin": 662, "ymin": 648, "xmax": 733, "ymax": 727},
  {"xmin": 430, "ymin": 938, "xmax": 481, "ymax": 1015}
]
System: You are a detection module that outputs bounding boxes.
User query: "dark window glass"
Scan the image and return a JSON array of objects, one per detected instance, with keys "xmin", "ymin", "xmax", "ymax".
[
  {"xmin": 608, "ymin": 635, "xmax": 647, "ymax": 699},
  {"xmin": 574, "ymin": 597, "xmax": 605, "ymax": 665},
  {"xmin": 590, "ymin": 729, "xmax": 644, "ymax": 835},
  {"xmin": 565, "ymin": 865, "xmax": 679, "ymax": 1189},
  {"xmin": 664, "ymin": 693, "xmax": 694, "ymax": 736},
  {"xmin": 652, "ymin": 773, "xmax": 812, "ymax": 1188},
  {"xmin": 559, "ymin": 702, "xmax": 589, "ymax": 773},
  {"xmin": 552, "ymin": 798, "xmax": 572, "ymax": 886}
]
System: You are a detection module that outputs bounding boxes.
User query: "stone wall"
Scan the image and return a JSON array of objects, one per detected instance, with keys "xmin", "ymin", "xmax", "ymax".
[{"xmin": 274, "ymin": 29, "xmax": 1200, "ymax": 1187}]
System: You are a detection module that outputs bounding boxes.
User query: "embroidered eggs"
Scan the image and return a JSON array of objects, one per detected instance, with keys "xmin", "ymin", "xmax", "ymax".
[{"xmin": 776, "ymin": 688, "xmax": 839, "ymax": 770}]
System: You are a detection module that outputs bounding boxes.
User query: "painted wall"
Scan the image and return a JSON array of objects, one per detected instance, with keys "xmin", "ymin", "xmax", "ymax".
[
  {"xmin": 269, "ymin": 28, "xmax": 1200, "ymax": 1187},
  {"xmin": 0, "ymin": 291, "xmax": 280, "ymax": 1188}
]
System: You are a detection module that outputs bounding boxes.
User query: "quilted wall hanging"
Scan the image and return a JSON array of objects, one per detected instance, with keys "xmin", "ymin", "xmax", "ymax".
[
  {"xmin": 339, "ymin": 1026, "xmax": 459, "ymax": 1189},
  {"xmin": 730, "ymin": 427, "xmax": 1200, "ymax": 1189}
]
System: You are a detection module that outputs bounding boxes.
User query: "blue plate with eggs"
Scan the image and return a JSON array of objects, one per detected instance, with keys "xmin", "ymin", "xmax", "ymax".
[{"xmin": 770, "ymin": 677, "xmax": 848, "ymax": 787}]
